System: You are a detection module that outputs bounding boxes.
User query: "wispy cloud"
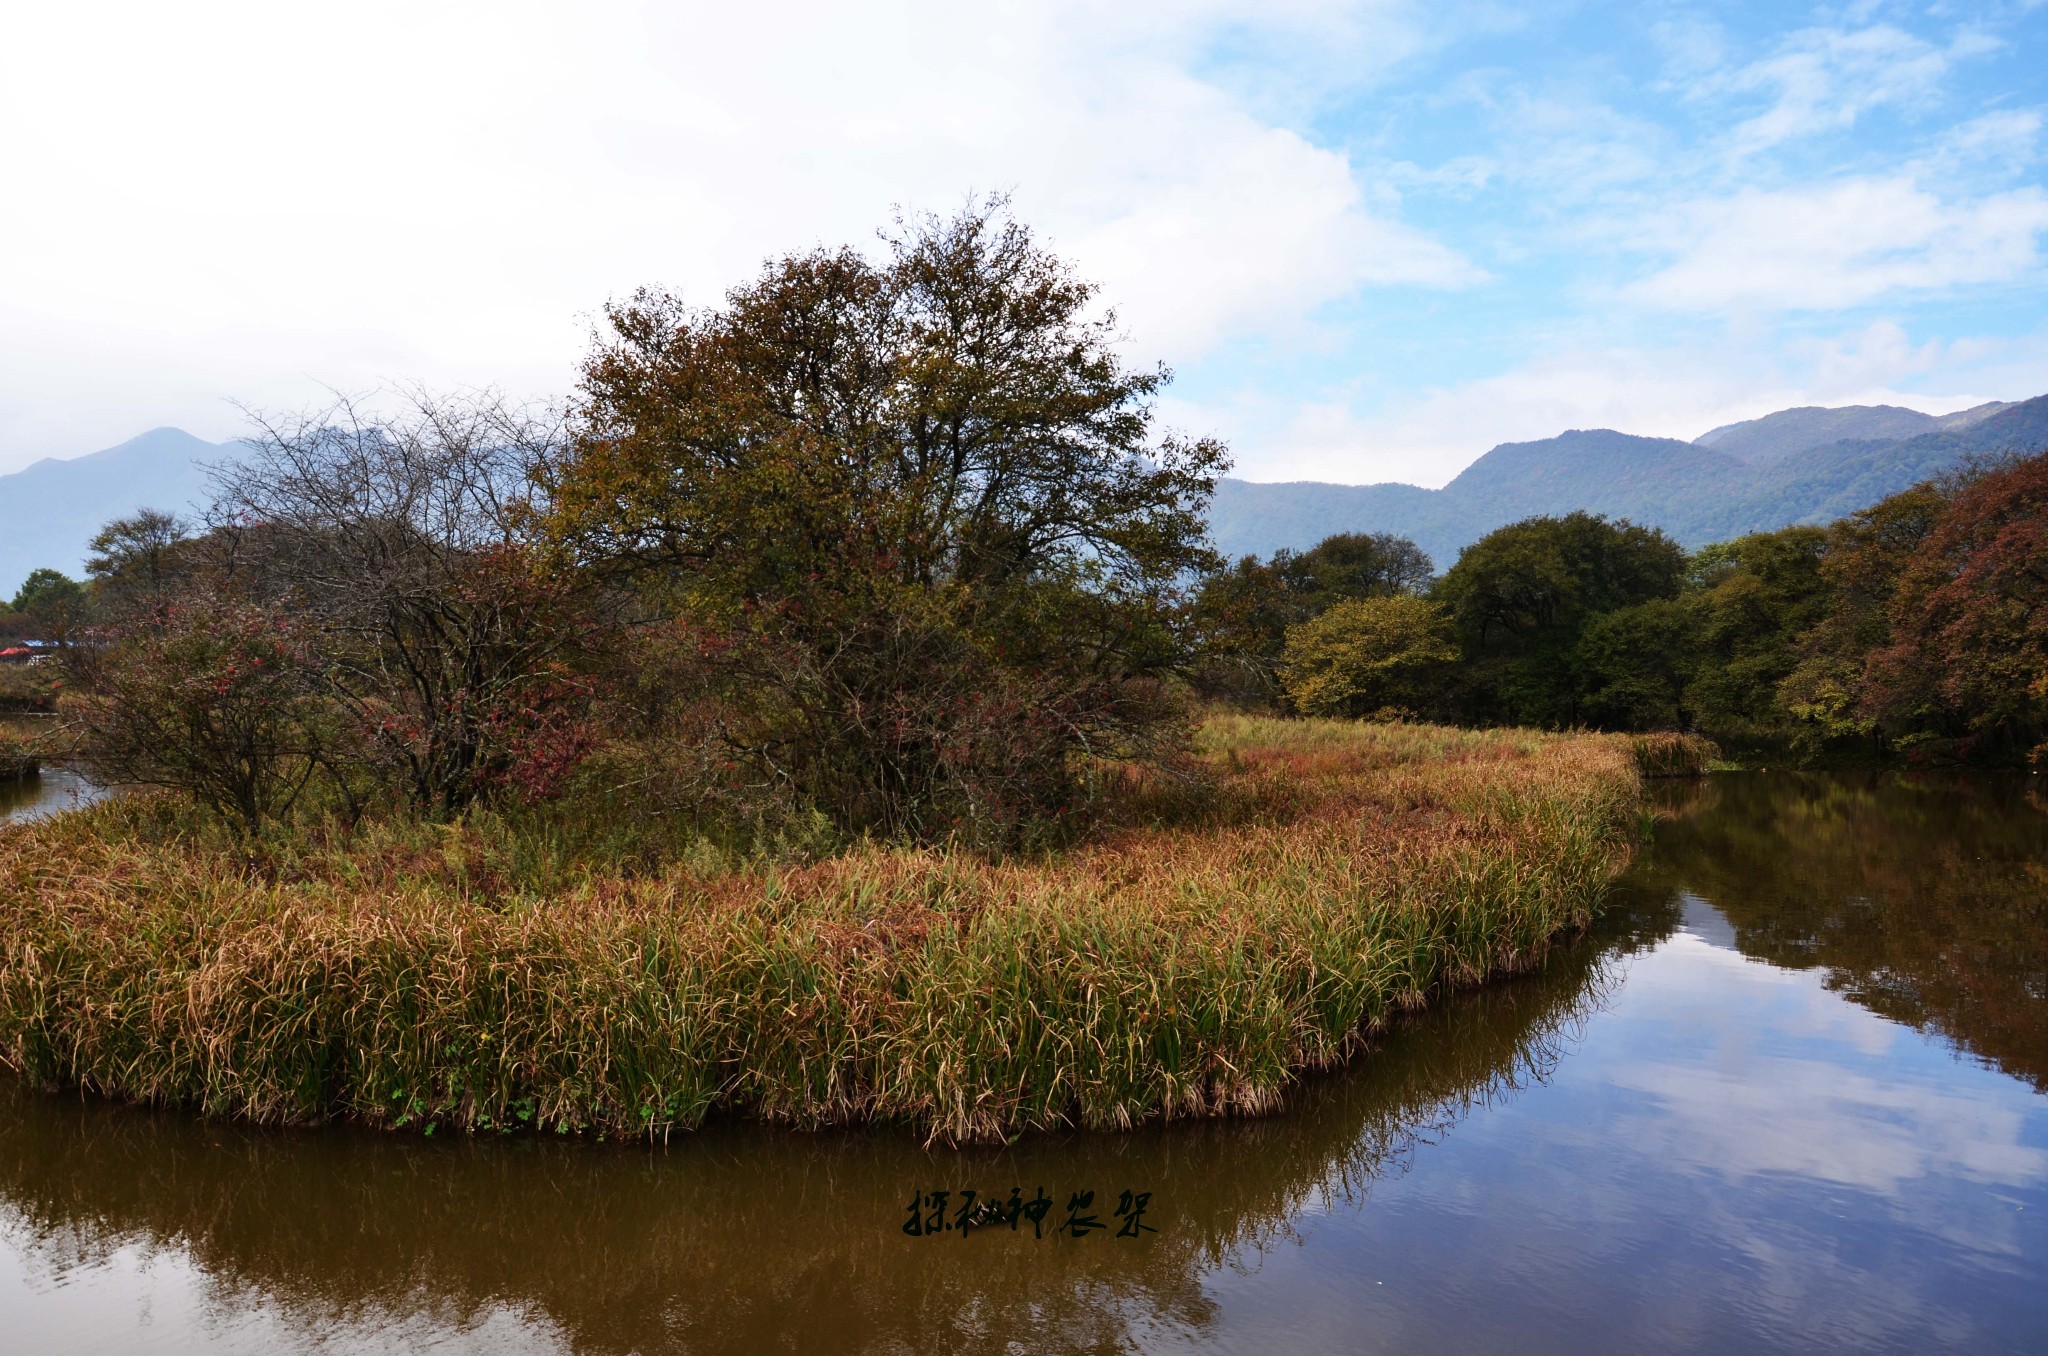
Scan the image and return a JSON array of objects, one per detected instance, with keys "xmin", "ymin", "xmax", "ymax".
[
  {"xmin": 1, "ymin": 0, "xmax": 2044, "ymax": 482},
  {"xmin": 1716, "ymin": 24, "xmax": 1954, "ymax": 160},
  {"xmin": 1622, "ymin": 178, "xmax": 2048, "ymax": 311}
]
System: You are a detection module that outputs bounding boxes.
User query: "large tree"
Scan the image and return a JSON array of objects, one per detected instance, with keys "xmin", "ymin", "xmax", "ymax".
[
  {"xmin": 1865, "ymin": 451, "xmax": 2048, "ymax": 764},
  {"xmin": 1433, "ymin": 512, "xmax": 1685, "ymax": 727},
  {"xmin": 538, "ymin": 202, "xmax": 1226, "ymax": 843}
]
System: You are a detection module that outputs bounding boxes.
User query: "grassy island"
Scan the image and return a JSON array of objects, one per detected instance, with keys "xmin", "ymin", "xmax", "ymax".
[{"xmin": 0, "ymin": 719, "xmax": 1696, "ymax": 1142}]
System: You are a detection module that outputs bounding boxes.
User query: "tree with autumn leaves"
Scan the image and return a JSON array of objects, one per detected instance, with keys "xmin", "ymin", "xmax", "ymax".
[
  {"xmin": 58, "ymin": 204, "xmax": 1222, "ymax": 843},
  {"xmin": 536, "ymin": 202, "xmax": 1225, "ymax": 845},
  {"xmin": 1860, "ymin": 455, "xmax": 2048, "ymax": 766},
  {"xmin": 53, "ymin": 197, "xmax": 2047, "ymax": 843}
]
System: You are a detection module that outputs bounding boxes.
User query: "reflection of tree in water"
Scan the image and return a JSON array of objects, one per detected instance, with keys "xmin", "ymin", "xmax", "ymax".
[
  {"xmin": 0, "ymin": 937, "xmax": 1625, "ymax": 1355},
  {"xmin": 1625, "ymin": 771, "xmax": 2048, "ymax": 1092}
]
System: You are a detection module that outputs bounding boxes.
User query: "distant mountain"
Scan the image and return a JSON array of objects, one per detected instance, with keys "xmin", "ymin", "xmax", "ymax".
[
  {"xmin": 0, "ymin": 429, "xmax": 232, "ymax": 599},
  {"xmin": 1700, "ymin": 396, "xmax": 2048, "ymax": 540},
  {"xmin": 1695, "ymin": 401, "xmax": 2011, "ymax": 465},
  {"xmin": 1212, "ymin": 393, "xmax": 2048, "ymax": 568}
]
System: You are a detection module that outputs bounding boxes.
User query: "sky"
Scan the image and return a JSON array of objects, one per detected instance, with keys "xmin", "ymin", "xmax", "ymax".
[{"xmin": 1, "ymin": 0, "xmax": 2044, "ymax": 485}]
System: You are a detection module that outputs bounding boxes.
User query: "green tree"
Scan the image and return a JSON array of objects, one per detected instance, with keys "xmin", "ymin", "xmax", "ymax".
[
  {"xmin": 1191, "ymin": 531, "xmax": 1432, "ymax": 707},
  {"xmin": 1279, "ymin": 596, "xmax": 1458, "ymax": 719},
  {"xmin": 1189, "ymin": 554, "xmax": 1301, "ymax": 706},
  {"xmin": 1433, "ymin": 512, "xmax": 1685, "ymax": 726},
  {"xmin": 1681, "ymin": 527, "xmax": 1829, "ymax": 740},
  {"xmin": 1280, "ymin": 532, "xmax": 1433, "ymax": 607},
  {"xmin": 9, "ymin": 567, "xmax": 86, "ymax": 631},
  {"xmin": 537, "ymin": 201, "xmax": 1226, "ymax": 845},
  {"xmin": 1575, "ymin": 598, "xmax": 1698, "ymax": 731}
]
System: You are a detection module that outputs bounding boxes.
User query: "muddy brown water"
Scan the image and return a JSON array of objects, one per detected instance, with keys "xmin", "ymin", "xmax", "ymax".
[{"xmin": 2, "ymin": 772, "xmax": 2046, "ymax": 1353}]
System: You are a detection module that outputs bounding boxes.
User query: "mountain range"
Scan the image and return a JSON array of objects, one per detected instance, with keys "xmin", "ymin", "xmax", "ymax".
[
  {"xmin": 3, "ymin": 395, "xmax": 2046, "ymax": 597},
  {"xmin": 1210, "ymin": 394, "xmax": 2046, "ymax": 568}
]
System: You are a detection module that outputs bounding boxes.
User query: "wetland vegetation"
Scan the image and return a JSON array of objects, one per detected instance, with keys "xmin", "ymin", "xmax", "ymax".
[
  {"xmin": 0, "ymin": 717, "xmax": 1687, "ymax": 1141},
  {"xmin": 2, "ymin": 768, "xmax": 2043, "ymax": 1354}
]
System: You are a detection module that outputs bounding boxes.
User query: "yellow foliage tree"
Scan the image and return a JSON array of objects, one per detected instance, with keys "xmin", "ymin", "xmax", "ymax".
[{"xmin": 1280, "ymin": 596, "xmax": 1459, "ymax": 719}]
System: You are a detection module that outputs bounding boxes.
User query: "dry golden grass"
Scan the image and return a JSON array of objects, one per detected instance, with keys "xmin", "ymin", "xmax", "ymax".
[{"xmin": 0, "ymin": 718, "xmax": 1691, "ymax": 1141}]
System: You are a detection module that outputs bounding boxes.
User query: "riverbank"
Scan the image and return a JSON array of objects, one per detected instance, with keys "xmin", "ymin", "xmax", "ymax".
[{"xmin": 0, "ymin": 718, "xmax": 1703, "ymax": 1141}]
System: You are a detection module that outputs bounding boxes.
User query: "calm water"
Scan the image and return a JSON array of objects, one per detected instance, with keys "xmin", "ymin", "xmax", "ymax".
[
  {"xmin": 0, "ymin": 715, "xmax": 106, "ymax": 827},
  {"xmin": 2, "ymin": 772, "xmax": 2045, "ymax": 1353}
]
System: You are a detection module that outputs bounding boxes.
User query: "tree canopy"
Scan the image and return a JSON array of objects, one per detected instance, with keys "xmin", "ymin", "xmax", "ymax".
[
  {"xmin": 1432, "ymin": 512, "xmax": 1685, "ymax": 726},
  {"xmin": 1280, "ymin": 595, "xmax": 1457, "ymax": 720},
  {"xmin": 9, "ymin": 567, "xmax": 86, "ymax": 630},
  {"xmin": 537, "ymin": 201, "xmax": 1226, "ymax": 843}
]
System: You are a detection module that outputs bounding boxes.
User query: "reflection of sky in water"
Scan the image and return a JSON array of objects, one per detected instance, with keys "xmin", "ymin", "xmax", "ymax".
[
  {"xmin": 0, "ymin": 1238, "xmax": 569, "ymax": 1356},
  {"xmin": 1169, "ymin": 902, "xmax": 2048, "ymax": 1356}
]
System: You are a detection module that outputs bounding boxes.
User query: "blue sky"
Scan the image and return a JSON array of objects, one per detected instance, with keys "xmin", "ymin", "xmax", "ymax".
[
  {"xmin": 1160, "ymin": 0, "xmax": 2048, "ymax": 481},
  {"xmin": 1, "ymin": 1, "xmax": 2044, "ymax": 483}
]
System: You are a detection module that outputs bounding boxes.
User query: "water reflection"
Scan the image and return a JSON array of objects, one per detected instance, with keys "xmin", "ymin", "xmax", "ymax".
[
  {"xmin": 1628, "ymin": 771, "xmax": 2048, "ymax": 1090},
  {"xmin": 1, "ymin": 773, "xmax": 2045, "ymax": 1354},
  {"xmin": 0, "ymin": 765, "xmax": 105, "ymax": 826},
  {"xmin": 0, "ymin": 946, "xmax": 1617, "ymax": 1355},
  {"xmin": 0, "ymin": 716, "xmax": 106, "ymax": 827}
]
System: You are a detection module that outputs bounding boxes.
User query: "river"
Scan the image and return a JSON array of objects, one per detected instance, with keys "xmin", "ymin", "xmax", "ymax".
[
  {"xmin": 0, "ymin": 714, "xmax": 106, "ymax": 826},
  {"xmin": 2, "ymin": 771, "xmax": 2044, "ymax": 1353}
]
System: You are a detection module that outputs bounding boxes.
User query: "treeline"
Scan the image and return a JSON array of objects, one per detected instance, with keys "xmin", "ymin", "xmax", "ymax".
[{"xmin": 1193, "ymin": 453, "xmax": 2048, "ymax": 768}]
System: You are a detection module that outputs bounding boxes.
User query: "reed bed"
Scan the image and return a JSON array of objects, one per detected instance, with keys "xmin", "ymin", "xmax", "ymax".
[{"xmin": 0, "ymin": 719, "xmax": 1663, "ymax": 1142}]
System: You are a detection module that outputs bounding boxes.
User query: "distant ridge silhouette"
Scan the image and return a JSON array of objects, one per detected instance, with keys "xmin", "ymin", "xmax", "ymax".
[{"xmin": 1209, "ymin": 393, "xmax": 2048, "ymax": 568}]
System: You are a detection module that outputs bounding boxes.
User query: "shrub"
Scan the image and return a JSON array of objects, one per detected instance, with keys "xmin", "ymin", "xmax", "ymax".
[
  {"xmin": 0, "ymin": 726, "xmax": 37, "ymax": 781},
  {"xmin": 65, "ymin": 592, "xmax": 332, "ymax": 836}
]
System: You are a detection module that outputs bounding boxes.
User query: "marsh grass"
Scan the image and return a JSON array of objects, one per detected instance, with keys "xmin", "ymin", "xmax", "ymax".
[
  {"xmin": 1624, "ymin": 731, "xmax": 1720, "ymax": 779},
  {"xmin": 0, "ymin": 666, "xmax": 58, "ymax": 715},
  {"xmin": 0, "ymin": 718, "xmax": 1656, "ymax": 1142}
]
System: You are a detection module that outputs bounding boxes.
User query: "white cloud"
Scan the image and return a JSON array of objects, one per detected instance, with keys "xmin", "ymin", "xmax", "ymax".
[
  {"xmin": 1622, "ymin": 177, "xmax": 2048, "ymax": 312},
  {"xmin": 1607, "ymin": 934, "xmax": 2048, "ymax": 1196},
  {"xmin": 0, "ymin": 0, "xmax": 1475, "ymax": 472},
  {"xmin": 1719, "ymin": 24, "xmax": 1952, "ymax": 160}
]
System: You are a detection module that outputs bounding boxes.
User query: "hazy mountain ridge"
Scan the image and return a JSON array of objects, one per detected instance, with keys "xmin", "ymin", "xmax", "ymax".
[
  {"xmin": 1211, "ymin": 393, "xmax": 2047, "ymax": 567},
  {"xmin": 1692, "ymin": 401, "xmax": 2010, "ymax": 465},
  {"xmin": 0, "ymin": 429, "xmax": 229, "ymax": 599},
  {"xmin": 4, "ymin": 396, "xmax": 2043, "ymax": 597}
]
